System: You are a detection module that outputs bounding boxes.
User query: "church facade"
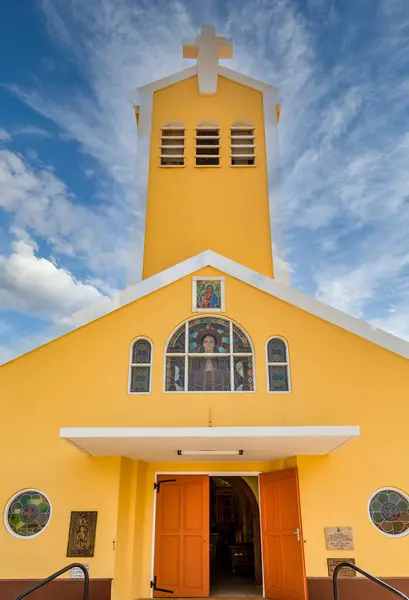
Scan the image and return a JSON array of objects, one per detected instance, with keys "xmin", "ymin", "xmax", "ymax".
[{"xmin": 1, "ymin": 26, "xmax": 409, "ymax": 600}]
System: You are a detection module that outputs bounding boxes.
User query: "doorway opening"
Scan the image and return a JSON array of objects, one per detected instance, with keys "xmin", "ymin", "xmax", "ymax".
[{"xmin": 210, "ymin": 476, "xmax": 262, "ymax": 597}]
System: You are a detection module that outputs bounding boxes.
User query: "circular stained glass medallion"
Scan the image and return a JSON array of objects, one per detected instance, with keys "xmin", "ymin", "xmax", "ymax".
[
  {"xmin": 4, "ymin": 489, "xmax": 52, "ymax": 538},
  {"xmin": 368, "ymin": 488, "xmax": 409, "ymax": 537}
]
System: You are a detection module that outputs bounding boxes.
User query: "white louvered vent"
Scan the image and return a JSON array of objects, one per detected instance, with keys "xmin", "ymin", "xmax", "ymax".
[
  {"xmin": 160, "ymin": 126, "xmax": 185, "ymax": 167},
  {"xmin": 195, "ymin": 126, "xmax": 220, "ymax": 166},
  {"xmin": 231, "ymin": 126, "xmax": 255, "ymax": 166}
]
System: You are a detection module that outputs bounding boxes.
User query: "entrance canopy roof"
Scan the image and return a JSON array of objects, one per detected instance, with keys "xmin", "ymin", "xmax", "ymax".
[{"xmin": 60, "ymin": 426, "xmax": 359, "ymax": 462}]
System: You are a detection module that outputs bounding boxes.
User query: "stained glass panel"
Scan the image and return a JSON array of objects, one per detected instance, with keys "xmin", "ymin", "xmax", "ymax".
[
  {"xmin": 165, "ymin": 357, "xmax": 185, "ymax": 391},
  {"xmin": 267, "ymin": 338, "xmax": 287, "ymax": 363},
  {"xmin": 268, "ymin": 365, "xmax": 289, "ymax": 392},
  {"xmin": 234, "ymin": 357, "xmax": 254, "ymax": 391},
  {"xmin": 188, "ymin": 318, "xmax": 230, "ymax": 353},
  {"xmin": 132, "ymin": 339, "xmax": 151, "ymax": 364},
  {"xmin": 130, "ymin": 366, "xmax": 150, "ymax": 393},
  {"xmin": 167, "ymin": 325, "xmax": 185, "ymax": 353},
  {"xmin": 6, "ymin": 490, "xmax": 51, "ymax": 538},
  {"xmin": 369, "ymin": 489, "xmax": 409, "ymax": 537},
  {"xmin": 233, "ymin": 324, "xmax": 252, "ymax": 353},
  {"xmin": 188, "ymin": 357, "xmax": 231, "ymax": 391}
]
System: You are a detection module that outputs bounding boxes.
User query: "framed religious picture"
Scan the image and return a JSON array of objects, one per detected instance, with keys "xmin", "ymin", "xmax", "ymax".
[
  {"xmin": 66, "ymin": 511, "xmax": 98, "ymax": 557},
  {"xmin": 192, "ymin": 277, "xmax": 225, "ymax": 312}
]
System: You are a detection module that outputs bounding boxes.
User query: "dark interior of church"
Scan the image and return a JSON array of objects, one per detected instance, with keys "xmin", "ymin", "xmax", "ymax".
[{"xmin": 209, "ymin": 476, "xmax": 262, "ymax": 597}]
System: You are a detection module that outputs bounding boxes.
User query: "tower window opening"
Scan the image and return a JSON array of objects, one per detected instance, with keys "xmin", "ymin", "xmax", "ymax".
[
  {"xmin": 196, "ymin": 127, "xmax": 220, "ymax": 166},
  {"xmin": 160, "ymin": 126, "xmax": 185, "ymax": 167},
  {"xmin": 231, "ymin": 126, "xmax": 255, "ymax": 166}
]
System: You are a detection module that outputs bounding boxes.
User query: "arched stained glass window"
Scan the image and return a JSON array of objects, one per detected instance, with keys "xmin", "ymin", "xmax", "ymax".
[
  {"xmin": 4, "ymin": 489, "xmax": 51, "ymax": 538},
  {"xmin": 266, "ymin": 337, "xmax": 290, "ymax": 392},
  {"xmin": 369, "ymin": 488, "xmax": 409, "ymax": 537},
  {"xmin": 165, "ymin": 317, "xmax": 254, "ymax": 392},
  {"xmin": 129, "ymin": 338, "xmax": 152, "ymax": 393}
]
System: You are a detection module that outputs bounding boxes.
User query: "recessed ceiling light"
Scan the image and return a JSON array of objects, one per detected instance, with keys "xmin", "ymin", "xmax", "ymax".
[{"xmin": 177, "ymin": 450, "xmax": 243, "ymax": 456}]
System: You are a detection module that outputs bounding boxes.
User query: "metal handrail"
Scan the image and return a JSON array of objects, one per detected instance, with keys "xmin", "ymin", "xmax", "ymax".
[
  {"xmin": 14, "ymin": 563, "xmax": 89, "ymax": 600},
  {"xmin": 333, "ymin": 562, "xmax": 409, "ymax": 600}
]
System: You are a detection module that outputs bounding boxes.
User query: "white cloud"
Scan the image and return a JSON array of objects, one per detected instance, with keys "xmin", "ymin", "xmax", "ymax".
[
  {"xmin": 315, "ymin": 252, "xmax": 409, "ymax": 318},
  {"xmin": 0, "ymin": 128, "xmax": 11, "ymax": 142},
  {"xmin": 0, "ymin": 240, "xmax": 108, "ymax": 321},
  {"xmin": 1, "ymin": 0, "xmax": 409, "ymax": 349},
  {"xmin": 13, "ymin": 125, "xmax": 53, "ymax": 138},
  {"xmin": 0, "ymin": 148, "xmax": 130, "ymax": 275}
]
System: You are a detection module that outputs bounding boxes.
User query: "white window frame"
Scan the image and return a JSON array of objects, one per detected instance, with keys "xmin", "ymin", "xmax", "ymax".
[
  {"xmin": 192, "ymin": 276, "xmax": 225, "ymax": 313},
  {"xmin": 163, "ymin": 316, "xmax": 256, "ymax": 394},
  {"xmin": 230, "ymin": 123, "xmax": 256, "ymax": 167},
  {"xmin": 4, "ymin": 488, "xmax": 52, "ymax": 539},
  {"xmin": 160, "ymin": 124, "xmax": 185, "ymax": 167},
  {"xmin": 128, "ymin": 336, "xmax": 153, "ymax": 395},
  {"xmin": 266, "ymin": 336, "xmax": 291, "ymax": 393},
  {"xmin": 195, "ymin": 122, "xmax": 220, "ymax": 167}
]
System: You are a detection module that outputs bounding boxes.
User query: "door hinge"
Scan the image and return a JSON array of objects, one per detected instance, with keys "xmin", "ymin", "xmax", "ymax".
[
  {"xmin": 151, "ymin": 575, "xmax": 174, "ymax": 594},
  {"xmin": 154, "ymin": 479, "xmax": 177, "ymax": 493}
]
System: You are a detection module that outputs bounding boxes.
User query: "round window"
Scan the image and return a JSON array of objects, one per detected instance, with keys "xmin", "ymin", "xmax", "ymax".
[
  {"xmin": 368, "ymin": 488, "xmax": 409, "ymax": 537},
  {"xmin": 4, "ymin": 489, "xmax": 52, "ymax": 538}
]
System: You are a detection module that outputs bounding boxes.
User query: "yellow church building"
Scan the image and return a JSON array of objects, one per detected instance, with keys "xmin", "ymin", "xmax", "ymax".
[{"xmin": 1, "ymin": 25, "xmax": 409, "ymax": 600}]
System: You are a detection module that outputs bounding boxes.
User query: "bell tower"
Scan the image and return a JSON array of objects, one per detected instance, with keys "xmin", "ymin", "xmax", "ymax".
[{"xmin": 134, "ymin": 26, "xmax": 281, "ymax": 281}]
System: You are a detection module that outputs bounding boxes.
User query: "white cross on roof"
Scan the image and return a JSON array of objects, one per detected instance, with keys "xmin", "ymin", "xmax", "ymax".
[{"xmin": 183, "ymin": 25, "xmax": 233, "ymax": 94}]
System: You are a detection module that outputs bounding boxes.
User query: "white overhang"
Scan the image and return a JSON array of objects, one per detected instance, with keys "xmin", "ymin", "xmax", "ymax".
[{"xmin": 59, "ymin": 426, "xmax": 360, "ymax": 462}]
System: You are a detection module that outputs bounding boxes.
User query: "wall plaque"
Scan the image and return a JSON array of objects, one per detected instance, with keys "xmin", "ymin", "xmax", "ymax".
[
  {"xmin": 325, "ymin": 526, "xmax": 354, "ymax": 550},
  {"xmin": 67, "ymin": 511, "xmax": 98, "ymax": 557},
  {"xmin": 69, "ymin": 564, "xmax": 89, "ymax": 579},
  {"xmin": 327, "ymin": 558, "xmax": 356, "ymax": 577}
]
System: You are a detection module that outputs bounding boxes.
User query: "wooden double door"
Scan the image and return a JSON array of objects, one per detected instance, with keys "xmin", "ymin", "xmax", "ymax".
[{"xmin": 153, "ymin": 469, "xmax": 307, "ymax": 599}]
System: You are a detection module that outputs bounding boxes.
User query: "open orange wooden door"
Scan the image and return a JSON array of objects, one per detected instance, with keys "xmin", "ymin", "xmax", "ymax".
[
  {"xmin": 153, "ymin": 475, "xmax": 209, "ymax": 597},
  {"xmin": 259, "ymin": 468, "xmax": 308, "ymax": 600}
]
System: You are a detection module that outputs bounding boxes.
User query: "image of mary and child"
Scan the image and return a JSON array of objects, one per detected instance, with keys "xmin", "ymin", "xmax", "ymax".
[{"xmin": 198, "ymin": 282, "xmax": 220, "ymax": 309}]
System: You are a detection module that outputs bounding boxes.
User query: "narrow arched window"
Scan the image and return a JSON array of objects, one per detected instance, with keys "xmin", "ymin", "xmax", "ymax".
[
  {"xmin": 231, "ymin": 122, "xmax": 255, "ymax": 166},
  {"xmin": 266, "ymin": 337, "xmax": 290, "ymax": 392},
  {"xmin": 160, "ymin": 122, "xmax": 185, "ymax": 166},
  {"xmin": 129, "ymin": 338, "xmax": 152, "ymax": 393},
  {"xmin": 195, "ymin": 122, "xmax": 220, "ymax": 166},
  {"xmin": 165, "ymin": 317, "xmax": 255, "ymax": 392}
]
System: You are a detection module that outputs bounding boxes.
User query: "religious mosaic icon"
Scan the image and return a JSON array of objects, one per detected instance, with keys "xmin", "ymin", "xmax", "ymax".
[
  {"xmin": 165, "ymin": 316, "xmax": 254, "ymax": 392},
  {"xmin": 5, "ymin": 489, "xmax": 51, "ymax": 538},
  {"xmin": 192, "ymin": 277, "xmax": 225, "ymax": 312},
  {"xmin": 368, "ymin": 488, "xmax": 409, "ymax": 537},
  {"xmin": 67, "ymin": 511, "xmax": 98, "ymax": 557}
]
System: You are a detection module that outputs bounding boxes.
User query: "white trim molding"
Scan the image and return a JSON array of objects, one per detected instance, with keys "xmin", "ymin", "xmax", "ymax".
[{"xmin": 10, "ymin": 249, "xmax": 408, "ymax": 366}]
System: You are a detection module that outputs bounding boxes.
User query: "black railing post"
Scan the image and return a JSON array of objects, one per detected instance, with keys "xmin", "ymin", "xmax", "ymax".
[
  {"xmin": 333, "ymin": 562, "xmax": 409, "ymax": 600},
  {"xmin": 14, "ymin": 562, "xmax": 89, "ymax": 600}
]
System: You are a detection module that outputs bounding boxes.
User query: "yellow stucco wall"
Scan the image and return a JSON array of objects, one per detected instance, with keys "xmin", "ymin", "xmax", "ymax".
[
  {"xmin": 0, "ymin": 267, "xmax": 408, "ymax": 598},
  {"xmin": 142, "ymin": 75, "xmax": 274, "ymax": 280}
]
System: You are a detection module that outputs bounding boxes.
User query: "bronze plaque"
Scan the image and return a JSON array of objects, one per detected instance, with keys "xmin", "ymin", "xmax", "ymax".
[
  {"xmin": 325, "ymin": 526, "xmax": 354, "ymax": 550},
  {"xmin": 67, "ymin": 511, "xmax": 98, "ymax": 557},
  {"xmin": 327, "ymin": 558, "xmax": 356, "ymax": 577}
]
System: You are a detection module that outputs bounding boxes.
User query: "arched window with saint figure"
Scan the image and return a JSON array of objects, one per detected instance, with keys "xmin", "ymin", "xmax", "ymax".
[
  {"xmin": 266, "ymin": 337, "xmax": 290, "ymax": 392},
  {"xmin": 129, "ymin": 338, "xmax": 152, "ymax": 393},
  {"xmin": 165, "ymin": 317, "xmax": 254, "ymax": 392}
]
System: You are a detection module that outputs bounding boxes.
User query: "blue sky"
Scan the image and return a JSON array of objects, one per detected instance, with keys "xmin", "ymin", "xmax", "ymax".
[{"xmin": 1, "ymin": 0, "xmax": 409, "ymax": 363}]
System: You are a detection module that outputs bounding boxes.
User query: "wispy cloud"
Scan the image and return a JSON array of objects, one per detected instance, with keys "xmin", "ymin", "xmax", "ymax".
[
  {"xmin": 1, "ymin": 0, "xmax": 409, "ymax": 367},
  {"xmin": 0, "ymin": 128, "xmax": 11, "ymax": 142}
]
